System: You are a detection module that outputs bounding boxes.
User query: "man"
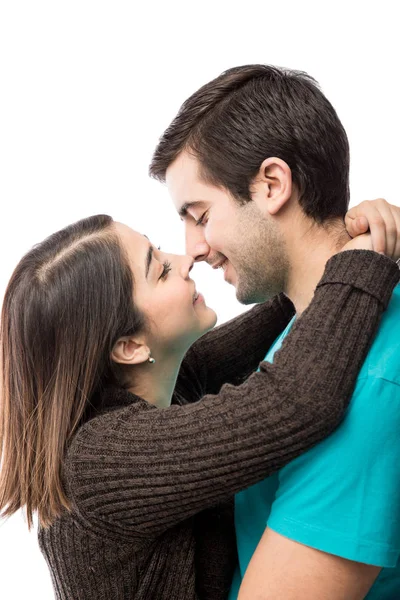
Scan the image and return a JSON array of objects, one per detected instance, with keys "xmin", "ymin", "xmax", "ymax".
[{"xmin": 150, "ymin": 65, "xmax": 400, "ymax": 599}]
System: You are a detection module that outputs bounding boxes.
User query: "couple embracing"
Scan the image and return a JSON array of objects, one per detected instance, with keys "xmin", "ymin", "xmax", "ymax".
[{"xmin": 1, "ymin": 65, "xmax": 400, "ymax": 599}]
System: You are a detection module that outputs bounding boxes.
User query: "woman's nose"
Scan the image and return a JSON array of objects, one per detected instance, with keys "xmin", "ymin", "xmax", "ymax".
[{"xmin": 181, "ymin": 256, "xmax": 194, "ymax": 279}]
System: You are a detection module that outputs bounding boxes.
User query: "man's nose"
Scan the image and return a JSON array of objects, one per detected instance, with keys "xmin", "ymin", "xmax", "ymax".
[{"xmin": 185, "ymin": 226, "xmax": 210, "ymax": 262}]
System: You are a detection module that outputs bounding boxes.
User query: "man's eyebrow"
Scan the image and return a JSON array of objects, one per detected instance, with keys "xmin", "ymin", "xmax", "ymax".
[
  {"xmin": 178, "ymin": 200, "xmax": 205, "ymax": 218},
  {"xmin": 145, "ymin": 244, "xmax": 154, "ymax": 279}
]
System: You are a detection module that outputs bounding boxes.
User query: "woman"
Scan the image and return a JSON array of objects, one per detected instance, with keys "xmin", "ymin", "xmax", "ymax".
[{"xmin": 0, "ymin": 214, "xmax": 398, "ymax": 600}]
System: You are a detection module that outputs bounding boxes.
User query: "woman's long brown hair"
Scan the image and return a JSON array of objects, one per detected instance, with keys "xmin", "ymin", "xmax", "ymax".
[{"xmin": 0, "ymin": 215, "xmax": 144, "ymax": 529}]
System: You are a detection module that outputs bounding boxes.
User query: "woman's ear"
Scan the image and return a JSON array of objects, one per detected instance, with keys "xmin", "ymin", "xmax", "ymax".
[
  {"xmin": 111, "ymin": 336, "xmax": 151, "ymax": 366},
  {"xmin": 253, "ymin": 157, "xmax": 293, "ymax": 216}
]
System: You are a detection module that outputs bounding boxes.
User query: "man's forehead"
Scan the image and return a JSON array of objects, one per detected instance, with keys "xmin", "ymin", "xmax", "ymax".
[
  {"xmin": 166, "ymin": 152, "xmax": 224, "ymax": 217},
  {"xmin": 166, "ymin": 151, "xmax": 199, "ymax": 187},
  {"xmin": 166, "ymin": 152, "xmax": 204, "ymax": 197}
]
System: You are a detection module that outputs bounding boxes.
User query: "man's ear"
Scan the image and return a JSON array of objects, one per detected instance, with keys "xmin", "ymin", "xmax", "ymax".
[
  {"xmin": 111, "ymin": 336, "xmax": 151, "ymax": 366},
  {"xmin": 254, "ymin": 157, "xmax": 293, "ymax": 216}
]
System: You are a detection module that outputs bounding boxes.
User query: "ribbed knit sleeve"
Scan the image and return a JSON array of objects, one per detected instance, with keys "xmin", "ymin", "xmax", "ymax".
[
  {"xmin": 175, "ymin": 293, "xmax": 294, "ymax": 402},
  {"xmin": 64, "ymin": 250, "xmax": 399, "ymax": 540}
]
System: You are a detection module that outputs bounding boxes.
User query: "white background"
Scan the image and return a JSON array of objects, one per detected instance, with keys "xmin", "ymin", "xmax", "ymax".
[{"xmin": 0, "ymin": 1, "xmax": 399, "ymax": 598}]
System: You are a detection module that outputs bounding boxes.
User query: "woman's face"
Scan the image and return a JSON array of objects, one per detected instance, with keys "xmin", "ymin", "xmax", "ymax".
[{"xmin": 115, "ymin": 222, "xmax": 217, "ymax": 354}]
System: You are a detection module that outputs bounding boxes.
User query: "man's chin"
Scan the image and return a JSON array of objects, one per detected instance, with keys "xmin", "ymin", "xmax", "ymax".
[
  {"xmin": 235, "ymin": 283, "xmax": 257, "ymax": 305},
  {"xmin": 227, "ymin": 269, "xmax": 261, "ymax": 304},
  {"xmin": 235, "ymin": 280, "xmax": 272, "ymax": 305}
]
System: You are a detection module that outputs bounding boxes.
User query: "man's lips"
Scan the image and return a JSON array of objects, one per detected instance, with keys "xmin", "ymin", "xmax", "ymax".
[{"xmin": 210, "ymin": 258, "xmax": 228, "ymax": 270}]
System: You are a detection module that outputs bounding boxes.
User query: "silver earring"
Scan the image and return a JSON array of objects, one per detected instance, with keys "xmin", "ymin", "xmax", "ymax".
[{"xmin": 148, "ymin": 353, "xmax": 156, "ymax": 364}]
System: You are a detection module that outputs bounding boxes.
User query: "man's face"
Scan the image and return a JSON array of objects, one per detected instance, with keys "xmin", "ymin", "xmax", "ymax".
[{"xmin": 166, "ymin": 151, "xmax": 289, "ymax": 304}]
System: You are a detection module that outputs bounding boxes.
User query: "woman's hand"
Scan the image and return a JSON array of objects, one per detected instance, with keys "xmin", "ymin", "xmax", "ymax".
[
  {"xmin": 341, "ymin": 232, "xmax": 374, "ymax": 253},
  {"xmin": 345, "ymin": 198, "xmax": 400, "ymax": 260}
]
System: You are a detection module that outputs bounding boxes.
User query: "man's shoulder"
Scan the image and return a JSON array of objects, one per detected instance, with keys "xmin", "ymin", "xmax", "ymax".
[
  {"xmin": 276, "ymin": 294, "xmax": 400, "ymax": 474},
  {"xmin": 358, "ymin": 283, "xmax": 400, "ymax": 386}
]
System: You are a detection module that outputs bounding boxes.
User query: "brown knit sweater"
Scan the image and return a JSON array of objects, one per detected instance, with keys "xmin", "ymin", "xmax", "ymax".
[{"xmin": 38, "ymin": 251, "xmax": 400, "ymax": 600}]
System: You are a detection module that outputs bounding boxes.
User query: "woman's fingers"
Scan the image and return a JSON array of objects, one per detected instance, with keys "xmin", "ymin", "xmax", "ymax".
[
  {"xmin": 369, "ymin": 200, "xmax": 397, "ymax": 257},
  {"xmin": 392, "ymin": 205, "xmax": 400, "ymax": 262},
  {"xmin": 345, "ymin": 199, "xmax": 400, "ymax": 258},
  {"xmin": 346, "ymin": 215, "xmax": 369, "ymax": 237}
]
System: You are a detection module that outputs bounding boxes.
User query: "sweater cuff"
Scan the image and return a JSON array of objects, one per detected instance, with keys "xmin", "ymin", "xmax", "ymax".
[{"xmin": 316, "ymin": 250, "xmax": 400, "ymax": 309}]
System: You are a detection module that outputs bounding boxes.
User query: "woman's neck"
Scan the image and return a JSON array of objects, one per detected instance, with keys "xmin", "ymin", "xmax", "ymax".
[{"xmin": 127, "ymin": 353, "xmax": 184, "ymax": 409}]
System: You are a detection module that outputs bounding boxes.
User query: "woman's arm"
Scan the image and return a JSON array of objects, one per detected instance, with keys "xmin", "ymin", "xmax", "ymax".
[
  {"xmin": 65, "ymin": 251, "xmax": 399, "ymax": 539},
  {"xmin": 176, "ymin": 293, "xmax": 295, "ymax": 400}
]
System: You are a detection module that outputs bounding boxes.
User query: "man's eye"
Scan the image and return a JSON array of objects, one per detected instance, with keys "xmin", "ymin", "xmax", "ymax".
[
  {"xmin": 159, "ymin": 260, "xmax": 172, "ymax": 280},
  {"xmin": 195, "ymin": 212, "xmax": 208, "ymax": 227}
]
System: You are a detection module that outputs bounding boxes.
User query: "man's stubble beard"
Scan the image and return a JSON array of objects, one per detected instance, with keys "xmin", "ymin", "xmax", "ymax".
[{"xmin": 233, "ymin": 204, "xmax": 289, "ymax": 305}]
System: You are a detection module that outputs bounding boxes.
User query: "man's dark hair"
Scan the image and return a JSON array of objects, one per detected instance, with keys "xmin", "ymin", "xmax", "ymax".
[{"xmin": 149, "ymin": 64, "xmax": 350, "ymax": 223}]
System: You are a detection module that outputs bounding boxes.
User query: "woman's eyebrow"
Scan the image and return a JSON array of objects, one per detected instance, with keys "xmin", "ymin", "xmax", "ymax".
[{"xmin": 145, "ymin": 244, "xmax": 154, "ymax": 279}]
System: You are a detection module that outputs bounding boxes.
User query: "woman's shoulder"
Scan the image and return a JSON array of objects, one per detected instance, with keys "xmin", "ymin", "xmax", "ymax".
[{"xmin": 65, "ymin": 386, "xmax": 152, "ymax": 461}]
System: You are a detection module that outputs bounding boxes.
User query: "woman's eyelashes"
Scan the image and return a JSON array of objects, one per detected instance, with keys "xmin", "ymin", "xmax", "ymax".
[
  {"xmin": 154, "ymin": 247, "xmax": 171, "ymax": 280},
  {"xmin": 159, "ymin": 260, "xmax": 172, "ymax": 280}
]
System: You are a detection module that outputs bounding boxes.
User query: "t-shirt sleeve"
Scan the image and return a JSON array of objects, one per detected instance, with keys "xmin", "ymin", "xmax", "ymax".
[{"xmin": 267, "ymin": 376, "xmax": 400, "ymax": 568}]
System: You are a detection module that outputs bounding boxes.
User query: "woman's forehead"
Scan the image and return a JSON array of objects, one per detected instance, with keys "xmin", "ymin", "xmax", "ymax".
[
  {"xmin": 115, "ymin": 222, "xmax": 149, "ymax": 247},
  {"xmin": 114, "ymin": 222, "xmax": 150, "ymax": 272}
]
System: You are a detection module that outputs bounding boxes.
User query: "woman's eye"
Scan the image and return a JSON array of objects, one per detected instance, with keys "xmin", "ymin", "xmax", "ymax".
[
  {"xmin": 195, "ymin": 212, "xmax": 208, "ymax": 227},
  {"xmin": 159, "ymin": 260, "xmax": 172, "ymax": 280}
]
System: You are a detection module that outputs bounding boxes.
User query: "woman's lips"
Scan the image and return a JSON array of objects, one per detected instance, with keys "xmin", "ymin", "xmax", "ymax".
[{"xmin": 193, "ymin": 292, "xmax": 204, "ymax": 305}]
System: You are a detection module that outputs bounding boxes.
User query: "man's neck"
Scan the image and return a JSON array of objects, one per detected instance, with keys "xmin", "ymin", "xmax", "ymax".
[{"xmin": 283, "ymin": 218, "xmax": 351, "ymax": 315}]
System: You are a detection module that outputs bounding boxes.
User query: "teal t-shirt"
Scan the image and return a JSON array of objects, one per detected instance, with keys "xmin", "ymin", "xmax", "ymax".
[{"xmin": 229, "ymin": 285, "xmax": 400, "ymax": 600}]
